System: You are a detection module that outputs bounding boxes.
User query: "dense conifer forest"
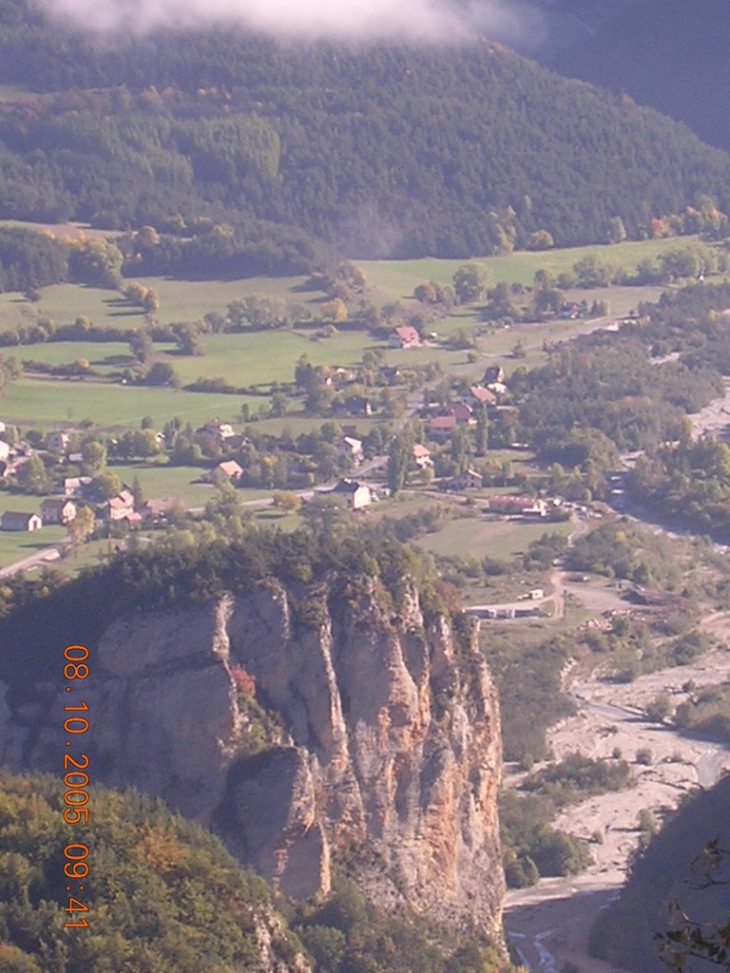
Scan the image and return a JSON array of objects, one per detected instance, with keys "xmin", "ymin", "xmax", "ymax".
[{"xmin": 1, "ymin": 2, "xmax": 730, "ymax": 260}]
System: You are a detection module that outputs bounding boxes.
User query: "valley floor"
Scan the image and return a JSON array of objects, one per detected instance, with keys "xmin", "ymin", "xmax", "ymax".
[{"xmin": 503, "ymin": 646, "xmax": 730, "ymax": 972}]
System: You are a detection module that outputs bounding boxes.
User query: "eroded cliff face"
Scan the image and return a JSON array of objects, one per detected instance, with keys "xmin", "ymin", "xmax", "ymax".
[{"xmin": 0, "ymin": 574, "xmax": 504, "ymax": 939}]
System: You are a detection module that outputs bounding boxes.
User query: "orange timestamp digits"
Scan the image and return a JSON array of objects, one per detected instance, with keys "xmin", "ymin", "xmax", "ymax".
[{"xmin": 62, "ymin": 644, "xmax": 91, "ymax": 929}]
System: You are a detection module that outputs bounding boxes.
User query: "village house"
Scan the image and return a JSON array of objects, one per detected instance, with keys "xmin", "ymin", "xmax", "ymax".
[
  {"xmin": 40, "ymin": 498, "xmax": 77, "ymax": 525},
  {"xmin": 106, "ymin": 490, "xmax": 136, "ymax": 522},
  {"xmin": 412, "ymin": 443, "xmax": 433, "ymax": 469},
  {"xmin": 446, "ymin": 402, "xmax": 475, "ymax": 425},
  {"xmin": 378, "ymin": 366, "xmax": 402, "ymax": 386},
  {"xmin": 337, "ymin": 436, "xmax": 363, "ymax": 465},
  {"xmin": 427, "ymin": 415, "xmax": 458, "ymax": 441},
  {"xmin": 467, "ymin": 386, "xmax": 497, "ymax": 408},
  {"xmin": 46, "ymin": 430, "xmax": 71, "ymax": 453},
  {"xmin": 201, "ymin": 419, "xmax": 235, "ymax": 442},
  {"xmin": 448, "ymin": 468, "xmax": 483, "ymax": 491},
  {"xmin": 1, "ymin": 511, "xmax": 42, "ymax": 532},
  {"xmin": 488, "ymin": 495, "xmax": 548, "ymax": 518},
  {"xmin": 388, "ymin": 325, "xmax": 421, "ymax": 349},
  {"xmin": 332, "ymin": 478, "xmax": 372, "ymax": 510},
  {"xmin": 483, "ymin": 365, "xmax": 505, "ymax": 384},
  {"xmin": 343, "ymin": 396, "xmax": 373, "ymax": 417},
  {"xmin": 486, "ymin": 381, "xmax": 508, "ymax": 401},
  {"xmin": 63, "ymin": 476, "xmax": 93, "ymax": 498},
  {"xmin": 214, "ymin": 460, "xmax": 243, "ymax": 482}
]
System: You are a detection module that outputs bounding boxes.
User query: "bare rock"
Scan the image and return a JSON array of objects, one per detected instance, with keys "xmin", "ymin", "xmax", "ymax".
[{"xmin": 0, "ymin": 573, "xmax": 505, "ymax": 942}]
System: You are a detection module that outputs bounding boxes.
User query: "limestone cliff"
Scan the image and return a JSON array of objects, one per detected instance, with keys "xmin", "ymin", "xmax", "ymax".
[{"xmin": 0, "ymin": 573, "xmax": 504, "ymax": 940}]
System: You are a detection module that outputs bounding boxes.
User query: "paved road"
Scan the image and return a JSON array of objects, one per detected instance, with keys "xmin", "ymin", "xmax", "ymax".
[{"xmin": 0, "ymin": 540, "xmax": 68, "ymax": 578}]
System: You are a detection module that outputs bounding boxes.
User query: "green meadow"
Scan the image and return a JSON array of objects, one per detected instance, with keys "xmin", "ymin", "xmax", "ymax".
[
  {"xmin": 0, "ymin": 379, "xmax": 258, "ymax": 429},
  {"xmin": 0, "ymin": 492, "xmax": 67, "ymax": 568},
  {"xmin": 0, "ymin": 275, "xmax": 320, "ymax": 333},
  {"xmin": 359, "ymin": 236, "xmax": 704, "ymax": 298},
  {"xmin": 105, "ymin": 462, "xmax": 214, "ymax": 507},
  {"xmin": 415, "ymin": 514, "xmax": 574, "ymax": 561}
]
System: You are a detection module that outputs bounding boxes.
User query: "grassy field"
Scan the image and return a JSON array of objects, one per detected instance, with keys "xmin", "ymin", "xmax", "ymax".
[
  {"xmin": 0, "ymin": 275, "xmax": 319, "ymax": 333},
  {"xmin": 415, "ymin": 514, "xmax": 573, "ymax": 561},
  {"xmin": 0, "ymin": 379, "xmax": 259, "ymax": 430},
  {"xmin": 0, "ymin": 526, "xmax": 67, "ymax": 569},
  {"xmin": 0, "ymin": 233, "xmax": 693, "ymax": 339},
  {"xmin": 359, "ymin": 237, "xmax": 704, "ymax": 297},
  {"xmin": 19, "ymin": 341, "xmax": 137, "ymax": 374},
  {"xmin": 105, "ymin": 462, "xmax": 213, "ymax": 506},
  {"xmin": 0, "ymin": 492, "xmax": 66, "ymax": 568},
  {"xmin": 170, "ymin": 329, "xmax": 376, "ymax": 387},
  {"xmin": 12, "ymin": 327, "xmax": 472, "ymax": 411},
  {"xmin": 11, "ymin": 281, "xmax": 665, "ymax": 399}
]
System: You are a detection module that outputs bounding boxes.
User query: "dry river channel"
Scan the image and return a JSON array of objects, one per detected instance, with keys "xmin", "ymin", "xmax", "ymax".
[{"xmin": 502, "ymin": 652, "xmax": 730, "ymax": 973}]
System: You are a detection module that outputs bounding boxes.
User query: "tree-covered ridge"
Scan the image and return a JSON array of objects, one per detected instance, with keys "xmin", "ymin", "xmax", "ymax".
[
  {"xmin": 0, "ymin": 4, "xmax": 730, "ymax": 256},
  {"xmin": 0, "ymin": 770, "xmax": 305, "ymax": 973},
  {"xmin": 0, "ymin": 529, "xmax": 451, "ymax": 702}
]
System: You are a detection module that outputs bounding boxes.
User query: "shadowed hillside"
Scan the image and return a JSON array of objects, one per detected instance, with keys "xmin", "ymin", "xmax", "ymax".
[{"xmin": 589, "ymin": 773, "xmax": 730, "ymax": 972}]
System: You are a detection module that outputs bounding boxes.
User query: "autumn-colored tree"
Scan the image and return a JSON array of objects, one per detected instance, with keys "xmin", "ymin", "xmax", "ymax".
[
  {"xmin": 230, "ymin": 663, "xmax": 256, "ymax": 698},
  {"xmin": 273, "ymin": 491, "xmax": 302, "ymax": 515},
  {"xmin": 67, "ymin": 505, "xmax": 95, "ymax": 554},
  {"xmin": 322, "ymin": 298, "xmax": 348, "ymax": 322}
]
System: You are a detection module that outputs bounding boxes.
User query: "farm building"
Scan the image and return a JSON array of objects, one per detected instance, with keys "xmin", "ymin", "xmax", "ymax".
[
  {"xmin": 40, "ymin": 498, "xmax": 77, "ymax": 525},
  {"xmin": 388, "ymin": 326, "xmax": 421, "ymax": 349},
  {"xmin": 1, "ymin": 511, "xmax": 42, "ymax": 532},
  {"xmin": 331, "ymin": 478, "xmax": 372, "ymax": 510}
]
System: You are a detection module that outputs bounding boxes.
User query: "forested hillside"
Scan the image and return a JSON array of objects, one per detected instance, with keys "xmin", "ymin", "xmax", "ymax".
[
  {"xmin": 1, "ymin": 2, "xmax": 730, "ymax": 259},
  {"xmin": 555, "ymin": 0, "xmax": 730, "ymax": 154},
  {"xmin": 0, "ymin": 771, "xmax": 310, "ymax": 973}
]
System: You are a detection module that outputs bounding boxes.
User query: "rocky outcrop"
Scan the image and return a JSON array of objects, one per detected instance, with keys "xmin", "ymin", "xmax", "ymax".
[{"xmin": 0, "ymin": 574, "xmax": 504, "ymax": 940}]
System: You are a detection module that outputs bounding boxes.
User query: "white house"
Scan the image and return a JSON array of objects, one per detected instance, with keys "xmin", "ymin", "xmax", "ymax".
[
  {"xmin": 332, "ymin": 478, "xmax": 372, "ymax": 510},
  {"xmin": 338, "ymin": 436, "xmax": 364, "ymax": 465}
]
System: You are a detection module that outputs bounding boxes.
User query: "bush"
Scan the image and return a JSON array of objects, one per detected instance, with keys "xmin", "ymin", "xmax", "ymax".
[{"xmin": 635, "ymin": 747, "xmax": 653, "ymax": 765}]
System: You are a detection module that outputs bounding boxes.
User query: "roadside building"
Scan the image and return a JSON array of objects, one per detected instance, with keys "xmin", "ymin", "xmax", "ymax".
[
  {"xmin": 1, "ymin": 511, "xmax": 42, "ymax": 532},
  {"xmin": 332, "ymin": 478, "xmax": 372, "ymax": 510}
]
